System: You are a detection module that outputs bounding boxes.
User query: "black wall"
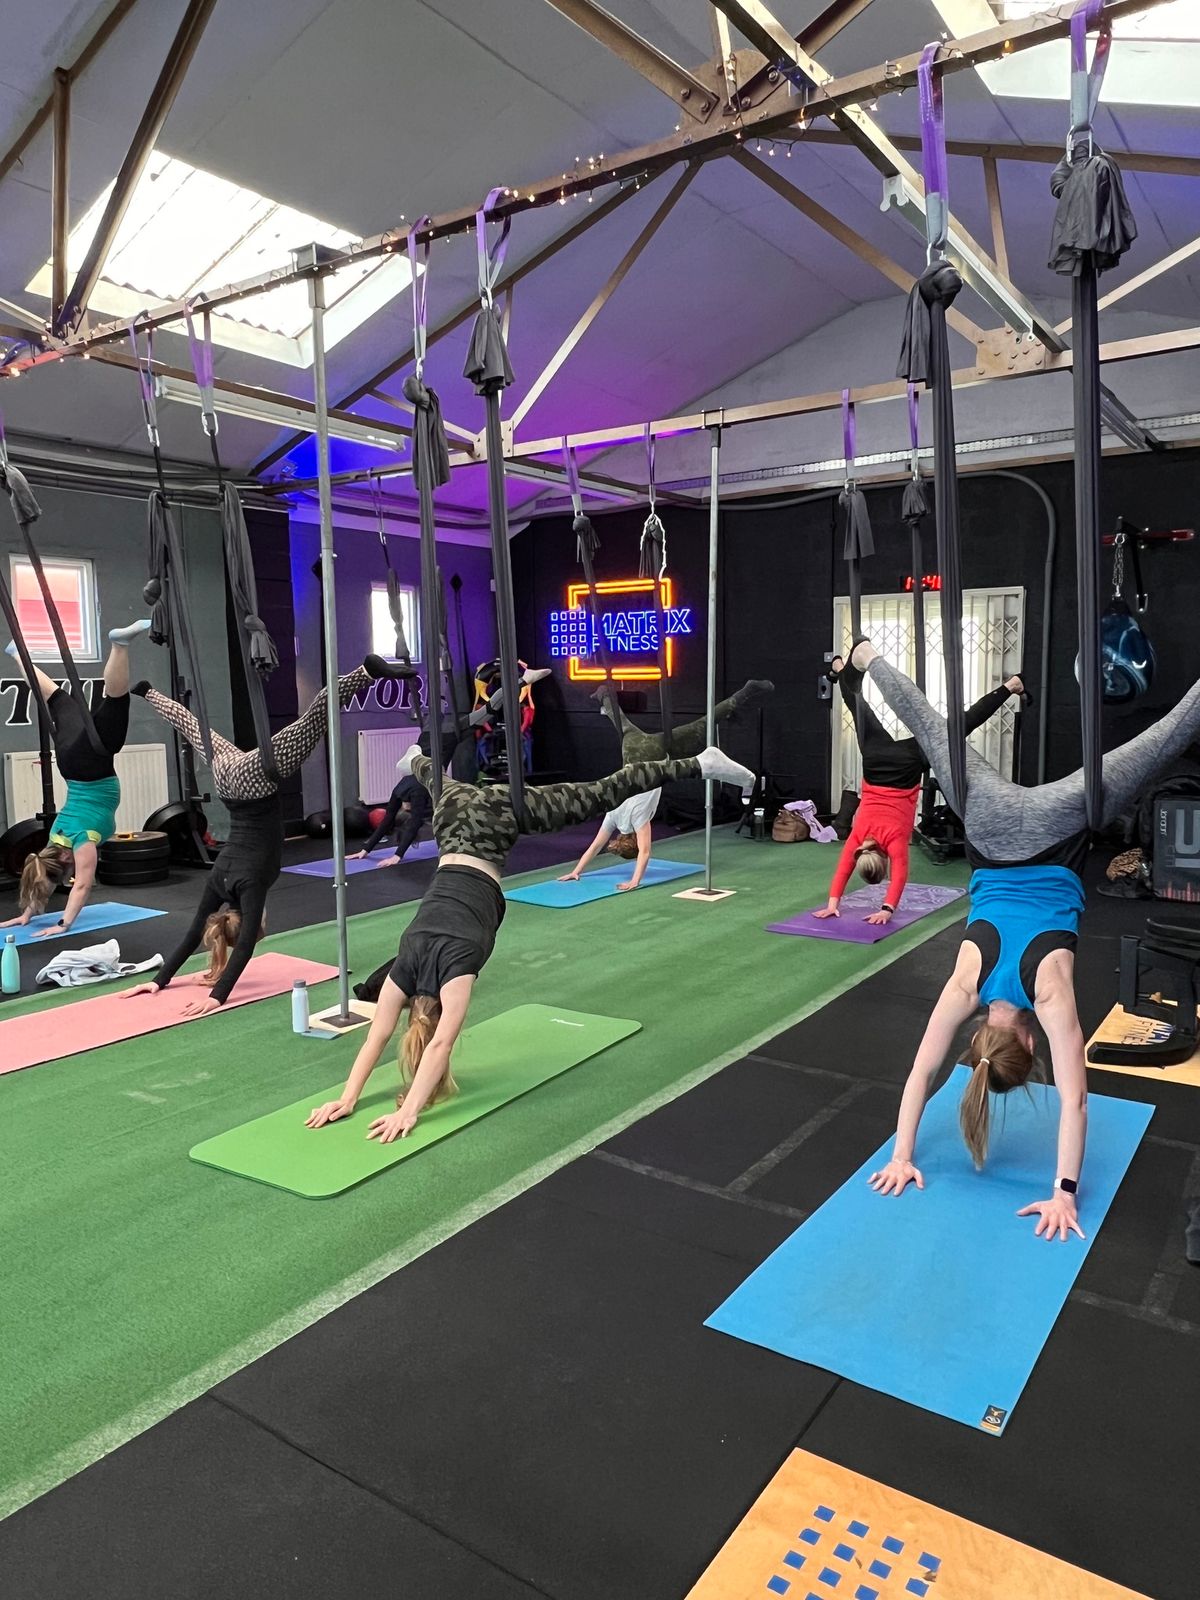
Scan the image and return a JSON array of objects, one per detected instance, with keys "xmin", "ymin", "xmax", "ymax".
[{"xmin": 511, "ymin": 444, "xmax": 1200, "ymax": 808}]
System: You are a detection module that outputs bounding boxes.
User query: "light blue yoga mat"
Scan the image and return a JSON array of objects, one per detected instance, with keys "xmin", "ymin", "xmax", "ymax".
[
  {"xmin": 282, "ymin": 838, "xmax": 438, "ymax": 878},
  {"xmin": 9, "ymin": 901, "xmax": 165, "ymax": 947},
  {"xmin": 706, "ymin": 1067, "xmax": 1152, "ymax": 1434},
  {"xmin": 505, "ymin": 856, "xmax": 703, "ymax": 907}
]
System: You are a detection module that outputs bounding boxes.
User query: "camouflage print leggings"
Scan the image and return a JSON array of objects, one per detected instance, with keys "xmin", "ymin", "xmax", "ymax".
[{"xmin": 412, "ymin": 754, "xmax": 702, "ymax": 868}]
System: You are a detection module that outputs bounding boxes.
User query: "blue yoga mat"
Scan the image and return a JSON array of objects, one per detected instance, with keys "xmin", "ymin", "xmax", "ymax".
[
  {"xmin": 282, "ymin": 838, "xmax": 438, "ymax": 879},
  {"xmin": 8, "ymin": 901, "xmax": 165, "ymax": 947},
  {"xmin": 706, "ymin": 1067, "xmax": 1152, "ymax": 1434},
  {"xmin": 505, "ymin": 857, "xmax": 703, "ymax": 908}
]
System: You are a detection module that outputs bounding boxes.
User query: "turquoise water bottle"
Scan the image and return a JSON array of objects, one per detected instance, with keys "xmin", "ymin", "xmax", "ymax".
[
  {"xmin": 1, "ymin": 934, "xmax": 19, "ymax": 996},
  {"xmin": 291, "ymin": 979, "xmax": 310, "ymax": 1034}
]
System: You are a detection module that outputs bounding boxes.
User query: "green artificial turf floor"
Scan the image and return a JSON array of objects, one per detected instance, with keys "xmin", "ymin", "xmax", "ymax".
[{"xmin": 0, "ymin": 831, "xmax": 967, "ymax": 1516}]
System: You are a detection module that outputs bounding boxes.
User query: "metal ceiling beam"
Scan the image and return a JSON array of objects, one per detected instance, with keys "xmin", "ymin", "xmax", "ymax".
[
  {"xmin": 1055, "ymin": 233, "xmax": 1200, "ymax": 335},
  {"xmin": 982, "ymin": 156, "xmax": 1008, "ymax": 282},
  {"xmin": 250, "ymin": 176, "xmax": 651, "ymax": 479},
  {"xmin": 798, "ymin": 0, "xmax": 876, "ymax": 56},
  {"xmin": 509, "ymin": 165, "xmax": 697, "ymax": 431},
  {"xmin": 713, "ymin": 0, "xmax": 1067, "ymax": 349},
  {"xmin": 11, "ymin": 0, "xmax": 1164, "ymax": 372},
  {"xmin": 55, "ymin": 0, "xmax": 220, "ymax": 335},
  {"xmin": 540, "ymin": 0, "xmax": 719, "ymax": 119},
  {"xmin": 0, "ymin": 0, "xmax": 142, "ymax": 188},
  {"xmin": 796, "ymin": 127, "xmax": 1200, "ymax": 180},
  {"xmin": 735, "ymin": 150, "xmax": 985, "ymax": 345}
]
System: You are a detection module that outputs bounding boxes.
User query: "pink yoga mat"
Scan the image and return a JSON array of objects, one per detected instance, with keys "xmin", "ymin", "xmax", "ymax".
[{"xmin": 0, "ymin": 953, "xmax": 339, "ymax": 1076}]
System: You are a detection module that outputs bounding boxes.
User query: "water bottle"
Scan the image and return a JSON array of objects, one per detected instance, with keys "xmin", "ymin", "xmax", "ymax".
[
  {"xmin": 1, "ymin": 934, "xmax": 18, "ymax": 996},
  {"xmin": 291, "ymin": 978, "xmax": 310, "ymax": 1034},
  {"xmin": 752, "ymin": 807, "xmax": 766, "ymax": 841}
]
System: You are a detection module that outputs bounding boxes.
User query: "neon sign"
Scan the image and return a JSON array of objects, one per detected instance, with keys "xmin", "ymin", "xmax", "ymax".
[{"xmin": 548, "ymin": 578, "xmax": 693, "ymax": 682}]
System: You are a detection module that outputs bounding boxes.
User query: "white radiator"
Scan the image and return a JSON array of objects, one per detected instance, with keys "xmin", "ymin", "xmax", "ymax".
[
  {"xmin": 3, "ymin": 743, "xmax": 170, "ymax": 833},
  {"xmin": 357, "ymin": 728, "xmax": 417, "ymax": 804}
]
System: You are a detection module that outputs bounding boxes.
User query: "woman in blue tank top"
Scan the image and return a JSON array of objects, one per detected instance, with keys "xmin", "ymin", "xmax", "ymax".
[{"xmin": 846, "ymin": 640, "xmax": 1200, "ymax": 1242}]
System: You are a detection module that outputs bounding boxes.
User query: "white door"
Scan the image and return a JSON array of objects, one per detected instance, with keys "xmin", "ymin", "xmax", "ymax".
[{"xmin": 831, "ymin": 587, "xmax": 1025, "ymax": 801}]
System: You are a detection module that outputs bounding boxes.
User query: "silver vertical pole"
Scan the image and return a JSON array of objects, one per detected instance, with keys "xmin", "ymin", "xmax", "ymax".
[
  {"xmin": 309, "ymin": 269, "xmax": 362, "ymax": 1026},
  {"xmin": 704, "ymin": 422, "xmax": 721, "ymax": 893}
]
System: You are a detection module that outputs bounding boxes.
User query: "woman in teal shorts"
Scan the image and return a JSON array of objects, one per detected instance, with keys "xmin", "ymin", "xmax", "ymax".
[{"xmin": 2, "ymin": 621, "xmax": 148, "ymax": 939}]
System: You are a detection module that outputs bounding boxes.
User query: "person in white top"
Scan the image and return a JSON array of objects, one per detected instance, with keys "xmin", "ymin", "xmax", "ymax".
[{"xmin": 558, "ymin": 786, "xmax": 661, "ymax": 892}]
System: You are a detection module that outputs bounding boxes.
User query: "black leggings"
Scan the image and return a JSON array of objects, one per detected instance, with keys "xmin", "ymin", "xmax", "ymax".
[{"xmin": 50, "ymin": 689, "xmax": 129, "ymax": 782}]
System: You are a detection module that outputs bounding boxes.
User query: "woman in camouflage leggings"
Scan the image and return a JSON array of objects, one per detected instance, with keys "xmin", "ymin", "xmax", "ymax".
[{"xmin": 306, "ymin": 740, "xmax": 754, "ymax": 1148}]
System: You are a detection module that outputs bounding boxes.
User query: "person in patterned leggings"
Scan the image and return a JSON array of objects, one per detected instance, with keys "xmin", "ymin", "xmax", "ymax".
[
  {"xmin": 306, "ymin": 740, "xmax": 754, "ymax": 1145},
  {"xmin": 118, "ymin": 659, "xmax": 406, "ymax": 1014}
]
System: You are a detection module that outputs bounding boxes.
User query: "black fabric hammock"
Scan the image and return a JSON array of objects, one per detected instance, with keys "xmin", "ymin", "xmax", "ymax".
[
  {"xmin": 638, "ymin": 424, "xmax": 673, "ymax": 752},
  {"xmin": 563, "ymin": 442, "xmax": 620, "ymax": 725},
  {"xmin": 1049, "ymin": 0, "xmax": 1138, "ymax": 830},
  {"xmin": 464, "ymin": 190, "xmax": 525, "ymax": 816},
  {"xmin": 839, "ymin": 389, "xmax": 874, "ymax": 642},
  {"xmin": 896, "ymin": 44, "xmax": 967, "ymax": 817},
  {"xmin": 0, "ymin": 433, "xmax": 106, "ymax": 760},
  {"xmin": 405, "ymin": 217, "xmax": 454, "ymax": 799},
  {"xmin": 901, "ymin": 384, "xmax": 929, "ymax": 695},
  {"xmin": 185, "ymin": 308, "xmax": 280, "ymax": 786}
]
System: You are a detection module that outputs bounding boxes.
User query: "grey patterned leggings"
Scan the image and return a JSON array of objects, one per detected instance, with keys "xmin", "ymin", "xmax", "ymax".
[
  {"xmin": 413, "ymin": 753, "xmax": 702, "ymax": 868},
  {"xmin": 867, "ymin": 657, "xmax": 1200, "ymax": 861},
  {"xmin": 145, "ymin": 668, "xmax": 370, "ymax": 800}
]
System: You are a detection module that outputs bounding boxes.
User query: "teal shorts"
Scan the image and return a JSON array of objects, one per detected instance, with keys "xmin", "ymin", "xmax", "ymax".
[{"xmin": 49, "ymin": 776, "xmax": 121, "ymax": 851}]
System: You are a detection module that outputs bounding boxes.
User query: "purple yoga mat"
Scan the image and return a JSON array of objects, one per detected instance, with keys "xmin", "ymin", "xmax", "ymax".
[
  {"xmin": 767, "ymin": 882, "xmax": 966, "ymax": 944},
  {"xmin": 282, "ymin": 838, "xmax": 438, "ymax": 878}
]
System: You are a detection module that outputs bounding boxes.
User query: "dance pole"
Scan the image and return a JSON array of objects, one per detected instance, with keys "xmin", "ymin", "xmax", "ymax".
[
  {"xmin": 703, "ymin": 421, "xmax": 721, "ymax": 893},
  {"xmin": 308, "ymin": 263, "xmax": 365, "ymax": 1027}
]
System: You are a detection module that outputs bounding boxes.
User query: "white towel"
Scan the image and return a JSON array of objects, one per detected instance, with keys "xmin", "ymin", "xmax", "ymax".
[
  {"xmin": 35, "ymin": 940, "xmax": 163, "ymax": 988},
  {"xmin": 783, "ymin": 799, "xmax": 839, "ymax": 844}
]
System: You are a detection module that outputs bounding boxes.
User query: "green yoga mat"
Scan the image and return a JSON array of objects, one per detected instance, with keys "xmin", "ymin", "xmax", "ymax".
[{"xmin": 189, "ymin": 1004, "xmax": 641, "ymax": 1198}]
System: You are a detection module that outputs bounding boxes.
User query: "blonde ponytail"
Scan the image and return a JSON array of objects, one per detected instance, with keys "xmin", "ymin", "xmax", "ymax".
[
  {"xmin": 960, "ymin": 1021, "xmax": 1036, "ymax": 1169},
  {"xmin": 19, "ymin": 848, "xmax": 64, "ymax": 916},
  {"xmin": 397, "ymin": 995, "xmax": 458, "ymax": 1107},
  {"xmin": 200, "ymin": 907, "xmax": 265, "ymax": 985}
]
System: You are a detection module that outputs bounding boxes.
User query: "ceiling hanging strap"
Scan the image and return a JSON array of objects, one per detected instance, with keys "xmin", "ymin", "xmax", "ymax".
[
  {"xmin": 563, "ymin": 439, "xmax": 619, "ymax": 723},
  {"xmin": 1050, "ymin": 0, "xmax": 1135, "ymax": 833},
  {"xmin": 130, "ymin": 319, "xmax": 216, "ymax": 774},
  {"xmin": 839, "ymin": 389, "xmax": 873, "ymax": 644},
  {"xmin": 404, "ymin": 214, "xmax": 453, "ymax": 793},
  {"xmin": 896, "ymin": 43, "xmax": 967, "ymax": 817},
  {"xmin": 901, "ymin": 383, "xmax": 930, "ymax": 694},
  {"xmin": 0, "ymin": 411, "xmax": 61, "ymax": 760},
  {"xmin": 639, "ymin": 422, "xmax": 673, "ymax": 753},
  {"xmin": 0, "ymin": 409, "xmax": 107, "ymax": 758},
  {"xmin": 185, "ymin": 302, "xmax": 279, "ymax": 785},
  {"xmin": 464, "ymin": 188, "xmax": 524, "ymax": 818}
]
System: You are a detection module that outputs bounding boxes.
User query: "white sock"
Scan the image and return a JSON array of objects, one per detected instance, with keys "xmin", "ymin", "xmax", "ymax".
[
  {"xmin": 697, "ymin": 745, "xmax": 754, "ymax": 789},
  {"xmin": 109, "ymin": 618, "xmax": 152, "ymax": 646},
  {"xmin": 521, "ymin": 667, "xmax": 551, "ymax": 686},
  {"xmin": 394, "ymin": 744, "xmax": 423, "ymax": 778}
]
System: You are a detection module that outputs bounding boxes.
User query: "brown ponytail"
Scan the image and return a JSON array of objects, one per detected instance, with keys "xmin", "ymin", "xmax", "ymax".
[
  {"xmin": 960, "ymin": 1021, "xmax": 1036, "ymax": 1168},
  {"xmin": 19, "ymin": 848, "xmax": 65, "ymax": 916},
  {"xmin": 397, "ymin": 995, "xmax": 458, "ymax": 1107},
  {"xmin": 200, "ymin": 907, "xmax": 265, "ymax": 985},
  {"xmin": 606, "ymin": 832, "xmax": 640, "ymax": 861}
]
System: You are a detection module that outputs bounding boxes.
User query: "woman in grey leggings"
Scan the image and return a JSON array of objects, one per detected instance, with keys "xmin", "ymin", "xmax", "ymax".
[{"xmin": 849, "ymin": 638, "xmax": 1200, "ymax": 1244}]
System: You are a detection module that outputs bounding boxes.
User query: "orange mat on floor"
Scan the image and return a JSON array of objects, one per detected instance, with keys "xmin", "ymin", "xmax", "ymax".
[{"xmin": 687, "ymin": 1450, "xmax": 1149, "ymax": 1599}]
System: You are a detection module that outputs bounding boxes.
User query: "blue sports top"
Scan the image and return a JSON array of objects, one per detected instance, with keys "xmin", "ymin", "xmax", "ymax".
[{"xmin": 964, "ymin": 865, "xmax": 1086, "ymax": 1010}]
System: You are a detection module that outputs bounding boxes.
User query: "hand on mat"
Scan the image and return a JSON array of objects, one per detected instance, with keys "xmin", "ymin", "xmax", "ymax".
[
  {"xmin": 349, "ymin": 850, "xmax": 368, "ymax": 860},
  {"xmin": 367, "ymin": 1107, "xmax": 418, "ymax": 1143},
  {"xmin": 813, "ymin": 906, "xmax": 839, "ymax": 920},
  {"xmin": 558, "ymin": 870, "xmax": 582, "ymax": 882},
  {"xmin": 118, "ymin": 983, "xmax": 160, "ymax": 999},
  {"xmin": 31, "ymin": 925, "xmax": 63, "ymax": 939},
  {"xmin": 616, "ymin": 880, "xmax": 639, "ymax": 892},
  {"xmin": 1017, "ymin": 1197, "xmax": 1085, "ymax": 1242},
  {"xmin": 868, "ymin": 1158, "xmax": 924, "ymax": 1196},
  {"xmin": 865, "ymin": 910, "xmax": 893, "ymax": 926},
  {"xmin": 305, "ymin": 1097, "xmax": 356, "ymax": 1129},
  {"xmin": 381, "ymin": 855, "xmax": 401, "ymax": 867},
  {"xmin": 180, "ymin": 996, "xmax": 221, "ymax": 1019}
]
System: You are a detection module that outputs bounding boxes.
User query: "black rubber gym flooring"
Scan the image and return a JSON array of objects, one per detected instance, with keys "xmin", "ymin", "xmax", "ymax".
[{"xmin": 2, "ymin": 862, "xmax": 1196, "ymax": 1598}]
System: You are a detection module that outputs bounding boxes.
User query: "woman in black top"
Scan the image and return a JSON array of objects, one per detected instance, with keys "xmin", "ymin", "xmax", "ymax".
[
  {"xmin": 118, "ymin": 660, "xmax": 401, "ymax": 1014},
  {"xmin": 349, "ymin": 773, "xmax": 432, "ymax": 865},
  {"xmin": 306, "ymin": 739, "xmax": 753, "ymax": 1143}
]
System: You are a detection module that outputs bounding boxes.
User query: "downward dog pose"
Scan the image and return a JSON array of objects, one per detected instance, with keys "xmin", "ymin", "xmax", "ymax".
[
  {"xmin": 2, "ymin": 621, "xmax": 149, "ymax": 938},
  {"xmin": 307, "ymin": 741, "xmax": 754, "ymax": 1141},
  {"xmin": 816, "ymin": 656, "xmax": 1024, "ymax": 925},
  {"xmin": 561, "ymin": 678, "xmax": 774, "ymax": 891},
  {"xmin": 350, "ymin": 771, "xmax": 432, "ymax": 866},
  {"xmin": 118, "ymin": 660, "xmax": 403, "ymax": 1015},
  {"xmin": 851, "ymin": 638, "xmax": 1200, "ymax": 1239}
]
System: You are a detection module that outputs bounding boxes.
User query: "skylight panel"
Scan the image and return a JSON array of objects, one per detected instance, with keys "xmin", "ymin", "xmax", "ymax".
[{"xmin": 27, "ymin": 152, "xmax": 410, "ymax": 366}]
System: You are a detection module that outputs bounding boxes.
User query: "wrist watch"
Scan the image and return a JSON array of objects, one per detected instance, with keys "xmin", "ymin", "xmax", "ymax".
[
  {"xmin": 1055, "ymin": 1177, "xmax": 1078, "ymax": 1196},
  {"xmin": 881, "ymin": 903, "xmax": 896, "ymax": 915}
]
